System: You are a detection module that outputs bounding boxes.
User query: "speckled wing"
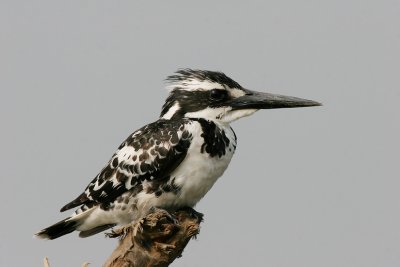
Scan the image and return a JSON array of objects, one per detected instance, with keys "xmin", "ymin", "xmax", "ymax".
[{"xmin": 60, "ymin": 119, "xmax": 193, "ymax": 212}]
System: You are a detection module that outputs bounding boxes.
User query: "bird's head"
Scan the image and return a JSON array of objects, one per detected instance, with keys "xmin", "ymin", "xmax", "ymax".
[{"xmin": 160, "ymin": 69, "xmax": 321, "ymax": 123}]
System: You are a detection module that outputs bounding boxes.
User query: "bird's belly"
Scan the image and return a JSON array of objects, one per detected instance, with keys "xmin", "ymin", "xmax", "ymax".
[{"xmin": 173, "ymin": 152, "xmax": 233, "ymax": 207}]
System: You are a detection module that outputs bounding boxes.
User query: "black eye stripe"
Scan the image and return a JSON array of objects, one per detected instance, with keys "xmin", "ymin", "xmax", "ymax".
[
  {"xmin": 160, "ymin": 89, "xmax": 233, "ymax": 119},
  {"xmin": 210, "ymin": 89, "xmax": 227, "ymax": 100}
]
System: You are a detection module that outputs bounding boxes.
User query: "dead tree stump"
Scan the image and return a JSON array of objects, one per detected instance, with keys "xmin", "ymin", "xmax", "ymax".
[{"xmin": 103, "ymin": 208, "xmax": 203, "ymax": 267}]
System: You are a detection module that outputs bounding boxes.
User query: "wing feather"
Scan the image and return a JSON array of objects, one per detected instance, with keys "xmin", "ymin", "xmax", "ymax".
[{"xmin": 61, "ymin": 119, "xmax": 193, "ymax": 212}]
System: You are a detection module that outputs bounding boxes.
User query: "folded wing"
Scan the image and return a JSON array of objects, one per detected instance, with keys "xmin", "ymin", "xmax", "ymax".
[{"xmin": 60, "ymin": 119, "xmax": 194, "ymax": 212}]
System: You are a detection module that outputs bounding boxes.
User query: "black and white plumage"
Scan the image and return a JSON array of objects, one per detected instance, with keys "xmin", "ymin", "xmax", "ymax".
[{"xmin": 36, "ymin": 69, "xmax": 320, "ymax": 239}]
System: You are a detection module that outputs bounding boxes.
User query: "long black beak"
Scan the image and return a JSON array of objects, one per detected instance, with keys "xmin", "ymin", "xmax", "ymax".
[{"xmin": 230, "ymin": 89, "xmax": 322, "ymax": 110}]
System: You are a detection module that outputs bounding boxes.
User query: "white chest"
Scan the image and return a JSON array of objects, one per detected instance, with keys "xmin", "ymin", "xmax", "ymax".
[{"xmin": 171, "ymin": 122, "xmax": 237, "ymax": 207}]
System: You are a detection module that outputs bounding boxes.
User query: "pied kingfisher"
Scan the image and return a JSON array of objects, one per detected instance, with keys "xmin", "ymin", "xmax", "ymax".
[{"xmin": 36, "ymin": 69, "xmax": 320, "ymax": 239}]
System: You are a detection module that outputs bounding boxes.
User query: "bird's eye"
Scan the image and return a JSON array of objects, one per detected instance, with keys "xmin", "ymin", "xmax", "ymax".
[{"xmin": 210, "ymin": 89, "xmax": 227, "ymax": 100}]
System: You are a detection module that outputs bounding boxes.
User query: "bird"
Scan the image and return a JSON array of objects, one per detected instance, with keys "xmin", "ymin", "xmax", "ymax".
[{"xmin": 36, "ymin": 69, "xmax": 321, "ymax": 239}]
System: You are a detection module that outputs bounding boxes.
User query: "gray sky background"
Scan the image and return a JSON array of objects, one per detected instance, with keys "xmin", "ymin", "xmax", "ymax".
[{"xmin": 1, "ymin": 1, "xmax": 399, "ymax": 266}]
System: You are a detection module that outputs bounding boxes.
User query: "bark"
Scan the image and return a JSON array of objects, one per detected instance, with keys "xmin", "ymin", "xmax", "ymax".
[{"xmin": 103, "ymin": 208, "xmax": 203, "ymax": 267}]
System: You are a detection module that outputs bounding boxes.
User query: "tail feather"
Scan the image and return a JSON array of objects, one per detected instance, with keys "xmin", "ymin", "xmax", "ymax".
[
  {"xmin": 35, "ymin": 217, "xmax": 79, "ymax": 240},
  {"xmin": 35, "ymin": 206, "xmax": 103, "ymax": 240},
  {"xmin": 79, "ymin": 224, "xmax": 116, "ymax": 238},
  {"xmin": 60, "ymin": 192, "xmax": 91, "ymax": 212}
]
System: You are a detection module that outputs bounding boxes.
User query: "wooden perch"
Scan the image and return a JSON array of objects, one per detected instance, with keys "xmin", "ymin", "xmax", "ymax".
[{"xmin": 103, "ymin": 207, "xmax": 203, "ymax": 267}]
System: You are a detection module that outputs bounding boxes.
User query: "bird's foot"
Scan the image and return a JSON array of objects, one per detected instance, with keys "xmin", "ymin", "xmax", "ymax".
[
  {"xmin": 148, "ymin": 206, "xmax": 180, "ymax": 225},
  {"xmin": 105, "ymin": 225, "xmax": 131, "ymax": 239},
  {"xmin": 176, "ymin": 206, "xmax": 204, "ymax": 223}
]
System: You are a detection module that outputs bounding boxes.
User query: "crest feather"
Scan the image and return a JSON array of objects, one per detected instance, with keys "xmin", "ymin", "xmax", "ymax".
[{"xmin": 165, "ymin": 69, "xmax": 242, "ymax": 91}]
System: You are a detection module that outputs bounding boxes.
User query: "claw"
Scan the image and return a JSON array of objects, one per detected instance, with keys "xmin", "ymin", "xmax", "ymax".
[{"xmin": 176, "ymin": 207, "xmax": 204, "ymax": 223}]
